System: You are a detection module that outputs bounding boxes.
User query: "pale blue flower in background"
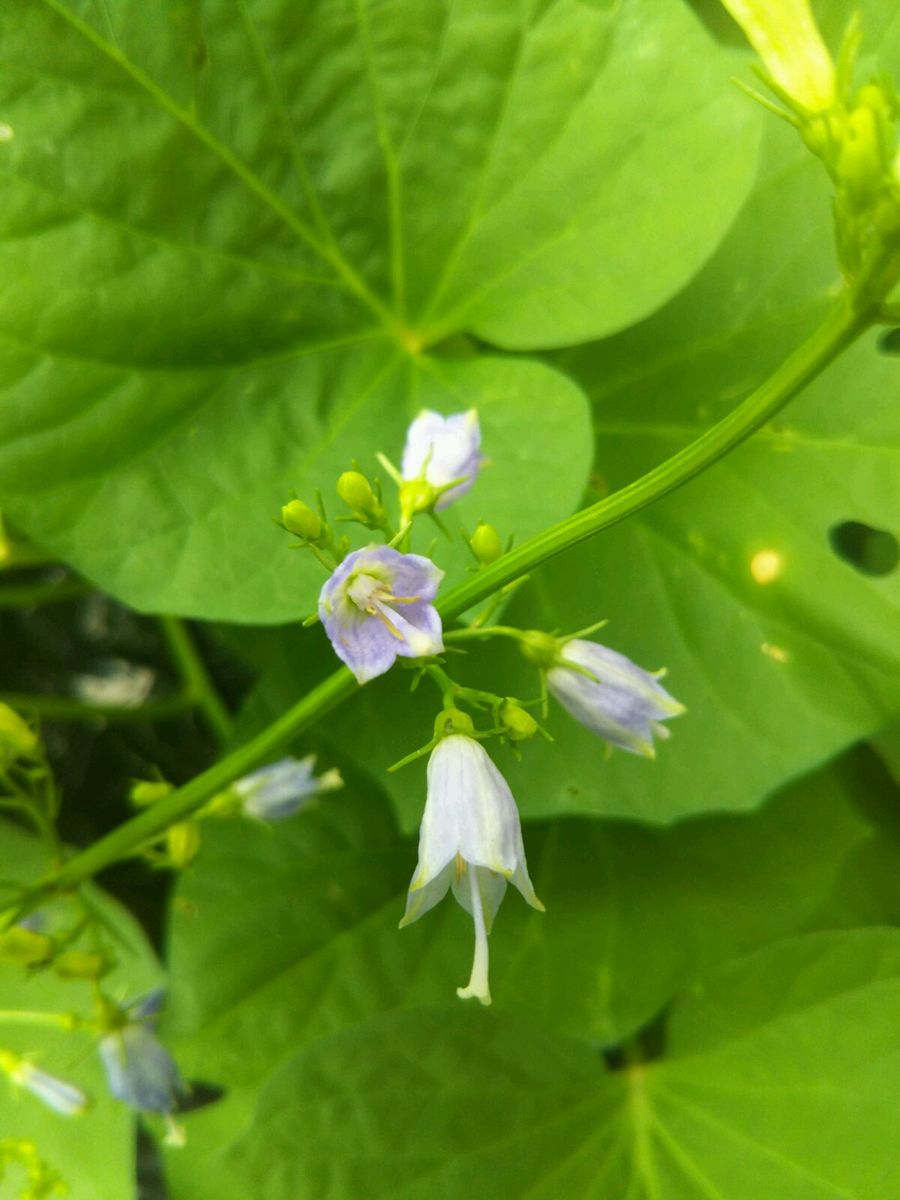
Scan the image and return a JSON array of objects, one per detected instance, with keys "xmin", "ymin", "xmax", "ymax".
[
  {"xmin": 233, "ymin": 755, "xmax": 343, "ymax": 820},
  {"xmin": 319, "ymin": 544, "xmax": 444, "ymax": 683},
  {"xmin": 547, "ymin": 639, "xmax": 685, "ymax": 757},
  {"xmin": 99, "ymin": 991, "xmax": 183, "ymax": 1115},
  {"xmin": 400, "ymin": 733, "xmax": 543, "ymax": 1006},
  {"xmin": 401, "ymin": 409, "xmax": 482, "ymax": 509},
  {"xmin": 0, "ymin": 1051, "xmax": 89, "ymax": 1116}
]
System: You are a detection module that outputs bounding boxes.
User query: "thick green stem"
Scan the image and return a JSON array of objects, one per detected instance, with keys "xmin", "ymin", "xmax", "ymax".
[
  {"xmin": 32, "ymin": 296, "xmax": 872, "ymax": 896},
  {"xmin": 158, "ymin": 616, "xmax": 233, "ymax": 745},
  {"xmin": 439, "ymin": 298, "xmax": 872, "ymax": 617},
  {"xmin": 0, "ymin": 1010, "xmax": 80, "ymax": 1030}
]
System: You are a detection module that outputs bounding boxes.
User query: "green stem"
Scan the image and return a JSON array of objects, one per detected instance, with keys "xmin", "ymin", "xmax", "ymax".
[
  {"xmin": 0, "ymin": 692, "xmax": 195, "ymax": 725},
  {"xmin": 0, "ymin": 1010, "xmax": 81, "ymax": 1030},
  {"xmin": 40, "ymin": 669, "xmax": 356, "ymax": 895},
  {"xmin": 0, "ymin": 577, "xmax": 91, "ymax": 610},
  {"xmin": 158, "ymin": 616, "xmax": 233, "ymax": 745},
  {"xmin": 438, "ymin": 297, "xmax": 872, "ymax": 618},
  {"xmin": 29, "ymin": 296, "xmax": 872, "ymax": 896}
]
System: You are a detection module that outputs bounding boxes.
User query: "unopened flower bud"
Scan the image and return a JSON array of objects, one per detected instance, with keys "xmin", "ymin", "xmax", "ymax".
[
  {"xmin": 281, "ymin": 499, "xmax": 323, "ymax": 542},
  {"xmin": 499, "ymin": 699, "xmax": 539, "ymax": 741},
  {"xmin": 53, "ymin": 950, "xmax": 109, "ymax": 981},
  {"xmin": 0, "ymin": 926, "xmax": 54, "ymax": 966},
  {"xmin": 166, "ymin": 822, "xmax": 200, "ymax": 869},
  {"xmin": 0, "ymin": 1052, "xmax": 90, "ymax": 1116},
  {"xmin": 433, "ymin": 707, "xmax": 475, "ymax": 740},
  {"xmin": 838, "ymin": 104, "xmax": 885, "ymax": 203},
  {"xmin": 336, "ymin": 471, "xmax": 386, "ymax": 527},
  {"xmin": 0, "ymin": 703, "xmax": 38, "ymax": 765},
  {"xmin": 470, "ymin": 523, "xmax": 503, "ymax": 565},
  {"xmin": 129, "ymin": 780, "xmax": 173, "ymax": 808},
  {"xmin": 722, "ymin": 0, "xmax": 836, "ymax": 114}
]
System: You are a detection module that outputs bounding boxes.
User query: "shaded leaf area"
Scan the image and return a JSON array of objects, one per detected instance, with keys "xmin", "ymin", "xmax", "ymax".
[
  {"xmin": 0, "ymin": 820, "xmax": 160, "ymax": 1200},
  {"xmin": 0, "ymin": 0, "xmax": 757, "ymax": 622},
  {"xmin": 162, "ymin": 745, "xmax": 899, "ymax": 1198}
]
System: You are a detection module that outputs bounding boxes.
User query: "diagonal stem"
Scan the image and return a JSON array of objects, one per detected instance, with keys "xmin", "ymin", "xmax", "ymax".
[{"xmin": 21, "ymin": 294, "xmax": 873, "ymax": 900}]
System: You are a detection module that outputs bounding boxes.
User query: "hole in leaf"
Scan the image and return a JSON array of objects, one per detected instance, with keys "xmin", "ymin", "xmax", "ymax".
[
  {"xmin": 601, "ymin": 1004, "xmax": 668, "ymax": 1070},
  {"xmin": 176, "ymin": 1080, "xmax": 226, "ymax": 1113},
  {"xmin": 828, "ymin": 520, "xmax": 900, "ymax": 576}
]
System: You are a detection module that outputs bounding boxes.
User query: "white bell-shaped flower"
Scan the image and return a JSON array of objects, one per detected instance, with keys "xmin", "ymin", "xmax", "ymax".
[{"xmin": 400, "ymin": 730, "xmax": 543, "ymax": 1005}]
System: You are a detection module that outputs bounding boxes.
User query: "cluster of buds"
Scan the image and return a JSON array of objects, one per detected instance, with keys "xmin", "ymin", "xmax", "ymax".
[{"xmin": 723, "ymin": 0, "xmax": 900, "ymax": 305}]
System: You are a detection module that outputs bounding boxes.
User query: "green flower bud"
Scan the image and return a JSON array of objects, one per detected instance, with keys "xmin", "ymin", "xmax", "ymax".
[
  {"xmin": 337, "ymin": 471, "xmax": 374, "ymax": 511},
  {"xmin": 281, "ymin": 499, "xmax": 323, "ymax": 542},
  {"xmin": 499, "ymin": 699, "xmax": 539, "ymax": 742},
  {"xmin": 0, "ymin": 703, "xmax": 38, "ymax": 765},
  {"xmin": 433, "ymin": 707, "xmax": 475, "ymax": 739},
  {"xmin": 166, "ymin": 821, "xmax": 200, "ymax": 869},
  {"xmin": 0, "ymin": 926, "xmax": 54, "ymax": 966},
  {"xmin": 838, "ymin": 104, "xmax": 885, "ymax": 203},
  {"xmin": 469, "ymin": 523, "xmax": 503, "ymax": 565},
  {"xmin": 53, "ymin": 950, "xmax": 109, "ymax": 981},
  {"xmin": 519, "ymin": 630, "xmax": 561, "ymax": 669},
  {"xmin": 129, "ymin": 780, "xmax": 173, "ymax": 808}
]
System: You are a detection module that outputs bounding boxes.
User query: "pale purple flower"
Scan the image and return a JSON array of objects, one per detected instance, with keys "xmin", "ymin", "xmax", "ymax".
[
  {"xmin": 99, "ymin": 992, "xmax": 183, "ymax": 1115},
  {"xmin": 400, "ymin": 735, "xmax": 543, "ymax": 1006},
  {"xmin": 318, "ymin": 545, "xmax": 444, "ymax": 684},
  {"xmin": 233, "ymin": 755, "xmax": 343, "ymax": 820},
  {"xmin": 401, "ymin": 409, "xmax": 481, "ymax": 510},
  {"xmin": 547, "ymin": 639, "xmax": 685, "ymax": 757},
  {"xmin": 0, "ymin": 1051, "xmax": 89, "ymax": 1116}
]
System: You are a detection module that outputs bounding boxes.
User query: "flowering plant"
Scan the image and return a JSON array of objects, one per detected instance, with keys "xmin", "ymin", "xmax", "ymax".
[{"xmin": 0, "ymin": 1, "xmax": 898, "ymax": 1196}]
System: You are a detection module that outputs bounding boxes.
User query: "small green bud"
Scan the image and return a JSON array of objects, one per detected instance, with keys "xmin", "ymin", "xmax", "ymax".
[
  {"xmin": 0, "ymin": 703, "xmax": 38, "ymax": 765},
  {"xmin": 519, "ymin": 630, "xmax": 561, "ymax": 668},
  {"xmin": 469, "ymin": 523, "xmax": 503, "ymax": 565},
  {"xmin": 433, "ymin": 707, "xmax": 475, "ymax": 739},
  {"xmin": 53, "ymin": 950, "xmax": 109, "ymax": 981},
  {"xmin": 499, "ymin": 699, "xmax": 539, "ymax": 742},
  {"xmin": 0, "ymin": 926, "xmax": 54, "ymax": 966},
  {"xmin": 281, "ymin": 499, "xmax": 323, "ymax": 542},
  {"xmin": 838, "ymin": 104, "xmax": 885, "ymax": 202},
  {"xmin": 166, "ymin": 821, "xmax": 200, "ymax": 869},
  {"xmin": 129, "ymin": 780, "xmax": 174, "ymax": 808},
  {"xmin": 337, "ymin": 471, "xmax": 375, "ymax": 511}
]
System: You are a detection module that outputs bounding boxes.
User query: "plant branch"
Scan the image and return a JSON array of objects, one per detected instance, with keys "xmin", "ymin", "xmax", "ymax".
[
  {"xmin": 26, "ymin": 295, "xmax": 873, "ymax": 898},
  {"xmin": 158, "ymin": 616, "xmax": 233, "ymax": 746}
]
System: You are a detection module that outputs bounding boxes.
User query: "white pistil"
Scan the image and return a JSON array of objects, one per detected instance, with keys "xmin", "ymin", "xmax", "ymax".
[{"xmin": 456, "ymin": 866, "xmax": 492, "ymax": 1006}]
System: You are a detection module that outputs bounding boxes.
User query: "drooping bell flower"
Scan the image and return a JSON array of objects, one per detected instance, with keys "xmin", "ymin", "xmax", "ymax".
[
  {"xmin": 400, "ymin": 409, "xmax": 482, "ymax": 514},
  {"xmin": 400, "ymin": 713, "xmax": 543, "ymax": 1005}
]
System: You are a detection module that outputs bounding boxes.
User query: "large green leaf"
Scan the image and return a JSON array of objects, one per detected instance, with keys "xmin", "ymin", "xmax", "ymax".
[
  {"xmin": 0, "ymin": 0, "xmax": 758, "ymax": 622},
  {"xmin": 0, "ymin": 821, "xmax": 160, "ymax": 1200},
  {"xmin": 162, "ymin": 749, "xmax": 896, "ymax": 1197},
  {"xmin": 162, "ymin": 771, "xmax": 900, "ymax": 1198},
  {"xmin": 197, "ymin": 931, "xmax": 900, "ymax": 1199}
]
